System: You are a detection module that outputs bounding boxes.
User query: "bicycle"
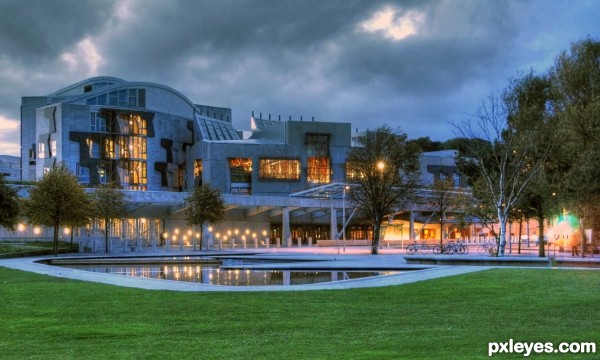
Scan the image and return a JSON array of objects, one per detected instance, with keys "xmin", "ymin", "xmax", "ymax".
[
  {"xmin": 477, "ymin": 240, "xmax": 498, "ymax": 255},
  {"xmin": 406, "ymin": 241, "xmax": 429, "ymax": 255}
]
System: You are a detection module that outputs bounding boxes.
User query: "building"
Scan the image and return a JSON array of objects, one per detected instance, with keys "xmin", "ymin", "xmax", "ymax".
[
  {"xmin": 0, "ymin": 155, "xmax": 20, "ymax": 182},
  {"xmin": 19, "ymin": 77, "xmax": 357, "ymax": 249}
]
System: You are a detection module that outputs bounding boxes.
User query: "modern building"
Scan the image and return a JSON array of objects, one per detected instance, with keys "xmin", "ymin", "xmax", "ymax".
[
  {"xmin": 19, "ymin": 77, "xmax": 362, "ymax": 249},
  {"xmin": 0, "ymin": 155, "xmax": 20, "ymax": 182}
]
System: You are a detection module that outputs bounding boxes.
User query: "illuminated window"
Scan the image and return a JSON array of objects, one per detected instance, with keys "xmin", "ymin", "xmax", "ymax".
[
  {"xmin": 119, "ymin": 161, "xmax": 147, "ymax": 187},
  {"xmin": 307, "ymin": 157, "xmax": 331, "ymax": 184},
  {"xmin": 345, "ymin": 161, "xmax": 364, "ymax": 181},
  {"xmin": 104, "ymin": 138, "xmax": 116, "ymax": 159},
  {"xmin": 229, "ymin": 158, "xmax": 252, "ymax": 183},
  {"xmin": 38, "ymin": 143, "xmax": 45, "ymax": 159},
  {"xmin": 86, "ymin": 139, "xmax": 100, "ymax": 158},
  {"xmin": 259, "ymin": 158, "xmax": 300, "ymax": 181},
  {"xmin": 118, "ymin": 113, "xmax": 147, "ymax": 135},
  {"xmin": 50, "ymin": 140, "xmax": 57, "ymax": 157},
  {"xmin": 194, "ymin": 160, "xmax": 203, "ymax": 179}
]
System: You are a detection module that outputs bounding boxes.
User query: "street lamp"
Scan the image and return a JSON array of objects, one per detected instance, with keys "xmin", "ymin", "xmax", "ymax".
[{"xmin": 342, "ymin": 185, "xmax": 350, "ymax": 252}]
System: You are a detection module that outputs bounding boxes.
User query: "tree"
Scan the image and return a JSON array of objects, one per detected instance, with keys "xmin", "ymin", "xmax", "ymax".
[
  {"xmin": 184, "ymin": 184, "xmax": 226, "ymax": 250},
  {"xmin": 90, "ymin": 183, "xmax": 127, "ymax": 253},
  {"xmin": 0, "ymin": 174, "xmax": 20, "ymax": 231},
  {"xmin": 454, "ymin": 79, "xmax": 553, "ymax": 255},
  {"xmin": 23, "ymin": 163, "xmax": 92, "ymax": 256},
  {"xmin": 346, "ymin": 126, "xmax": 421, "ymax": 254},
  {"xmin": 549, "ymin": 38, "xmax": 600, "ymax": 257},
  {"xmin": 426, "ymin": 176, "xmax": 471, "ymax": 249}
]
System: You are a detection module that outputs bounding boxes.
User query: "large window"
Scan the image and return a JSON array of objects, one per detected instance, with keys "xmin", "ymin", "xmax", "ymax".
[
  {"xmin": 87, "ymin": 139, "xmax": 100, "ymax": 158},
  {"xmin": 119, "ymin": 160, "xmax": 147, "ymax": 190},
  {"xmin": 307, "ymin": 157, "xmax": 330, "ymax": 184},
  {"xmin": 118, "ymin": 113, "xmax": 147, "ymax": 135},
  {"xmin": 229, "ymin": 158, "xmax": 252, "ymax": 183},
  {"xmin": 259, "ymin": 158, "xmax": 300, "ymax": 181},
  {"xmin": 91, "ymin": 113, "xmax": 107, "ymax": 132}
]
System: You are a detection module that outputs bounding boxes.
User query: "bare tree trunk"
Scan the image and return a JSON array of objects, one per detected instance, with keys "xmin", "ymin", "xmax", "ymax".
[
  {"xmin": 538, "ymin": 215, "xmax": 545, "ymax": 257},
  {"xmin": 372, "ymin": 222, "xmax": 380, "ymax": 255}
]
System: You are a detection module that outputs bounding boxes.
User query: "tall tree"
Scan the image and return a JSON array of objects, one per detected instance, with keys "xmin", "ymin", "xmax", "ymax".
[
  {"xmin": 346, "ymin": 126, "xmax": 421, "ymax": 254},
  {"xmin": 504, "ymin": 72, "xmax": 561, "ymax": 257},
  {"xmin": 90, "ymin": 183, "xmax": 127, "ymax": 253},
  {"xmin": 426, "ymin": 176, "xmax": 469, "ymax": 248},
  {"xmin": 454, "ymin": 84, "xmax": 553, "ymax": 255},
  {"xmin": 0, "ymin": 174, "xmax": 20, "ymax": 231},
  {"xmin": 23, "ymin": 163, "xmax": 92, "ymax": 256},
  {"xmin": 184, "ymin": 184, "xmax": 226, "ymax": 250},
  {"xmin": 549, "ymin": 38, "xmax": 600, "ymax": 257}
]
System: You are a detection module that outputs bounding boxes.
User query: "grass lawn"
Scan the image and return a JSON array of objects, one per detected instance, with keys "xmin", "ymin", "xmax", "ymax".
[
  {"xmin": 0, "ymin": 240, "xmax": 74, "ymax": 255},
  {"xmin": 0, "ymin": 267, "xmax": 598, "ymax": 359}
]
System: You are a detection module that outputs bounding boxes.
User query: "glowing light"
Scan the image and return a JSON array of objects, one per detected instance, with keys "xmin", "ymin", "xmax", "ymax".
[
  {"xmin": 377, "ymin": 161, "xmax": 385, "ymax": 171},
  {"xmin": 33, "ymin": 227, "xmax": 41, "ymax": 235},
  {"xmin": 17, "ymin": 224, "xmax": 26, "ymax": 232},
  {"xmin": 63, "ymin": 228, "xmax": 70, "ymax": 235}
]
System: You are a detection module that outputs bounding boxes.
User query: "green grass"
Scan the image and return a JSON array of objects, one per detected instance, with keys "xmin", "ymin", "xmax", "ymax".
[
  {"xmin": 0, "ymin": 240, "xmax": 74, "ymax": 255},
  {"xmin": 0, "ymin": 267, "xmax": 598, "ymax": 359}
]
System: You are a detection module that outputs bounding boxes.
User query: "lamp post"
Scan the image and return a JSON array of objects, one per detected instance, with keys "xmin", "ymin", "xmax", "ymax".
[{"xmin": 342, "ymin": 185, "xmax": 350, "ymax": 252}]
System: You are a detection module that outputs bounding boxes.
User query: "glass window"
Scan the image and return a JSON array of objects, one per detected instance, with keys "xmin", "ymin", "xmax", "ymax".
[
  {"xmin": 98, "ymin": 94, "xmax": 106, "ymax": 105},
  {"xmin": 307, "ymin": 157, "xmax": 330, "ymax": 184},
  {"xmin": 194, "ymin": 160, "xmax": 203, "ymax": 179},
  {"xmin": 50, "ymin": 140, "xmax": 57, "ymax": 157},
  {"xmin": 345, "ymin": 161, "xmax": 364, "ymax": 181},
  {"xmin": 306, "ymin": 134, "xmax": 329, "ymax": 156},
  {"xmin": 259, "ymin": 158, "xmax": 300, "ymax": 181},
  {"xmin": 109, "ymin": 91, "xmax": 118, "ymax": 105},
  {"xmin": 229, "ymin": 158, "xmax": 252, "ymax": 183},
  {"xmin": 87, "ymin": 139, "xmax": 100, "ymax": 158},
  {"xmin": 38, "ymin": 142, "xmax": 45, "ymax": 159}
]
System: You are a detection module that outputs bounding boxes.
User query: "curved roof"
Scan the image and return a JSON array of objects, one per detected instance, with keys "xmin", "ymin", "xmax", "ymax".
[{"xmin": 48, "ymin": 76, "xmax": 127, "ymax": 97}]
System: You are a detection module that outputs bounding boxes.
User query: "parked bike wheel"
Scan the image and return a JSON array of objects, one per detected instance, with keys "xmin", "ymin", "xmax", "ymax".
[
  {"xmin": 432, "ymin": 245, "xmax": 441, "ymax": 254},
  {"xmin": 477, "ymin": 245, "xmax": 488, "ymax": 254},
  {"xmin": 406, "ymin": 245, "xmax": 416, "ymax": 255},
  {"xmin": 419, "ymin": 245, "xmax": 429, "ymax": 255}
]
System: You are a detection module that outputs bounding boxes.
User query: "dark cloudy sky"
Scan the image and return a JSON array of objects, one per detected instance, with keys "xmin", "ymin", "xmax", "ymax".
[{"xmin": 1, "ymin": 0, "xmax": 599, "ymax": 156}]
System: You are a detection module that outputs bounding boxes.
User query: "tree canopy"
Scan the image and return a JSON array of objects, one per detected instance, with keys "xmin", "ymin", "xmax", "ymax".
[
  {"xmin": 23, "ymin": 163, "xmax": 92, "ymax": 255},
  {"xmin": 184, "ymin": 184, "xmax": 226, "ymax": 250},
  {"xmin": 90, "ymin": 183, "xmax": 127, "ymax": 253},
  {"xmin": 347, "ymin": 125, "xmax": 421, "ymax": 254},
  {"xmin": 0, "ymin": 174, "xmax": 20, "ymax": 231}
]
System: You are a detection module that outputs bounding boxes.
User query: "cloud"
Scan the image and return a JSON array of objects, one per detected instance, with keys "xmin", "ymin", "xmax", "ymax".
[
  {"xmin": 0, "ymin": 0, "xmax": 599, "ymax": 158},
  {"xmin": 0, "ymin": 115, "xmax": 20, "ymax": 155}
]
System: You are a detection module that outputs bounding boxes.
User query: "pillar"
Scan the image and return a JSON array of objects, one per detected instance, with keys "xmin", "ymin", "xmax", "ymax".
[
  {"xmin": 282, "ymin": 207, "xmax": 291, "ymax": 247},
  {"xmin": 409, "ymin": 209, "xmax": 415, "ymax": 240},
  {"xmin": 330, "ymin": 208, "xmax": 338, "ymax": 240}
]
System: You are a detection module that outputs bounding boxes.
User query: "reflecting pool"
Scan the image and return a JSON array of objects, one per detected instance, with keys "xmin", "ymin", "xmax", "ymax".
[{"xmin": 61, "ymin": 263, "xmax": 400, "ymax": 286}]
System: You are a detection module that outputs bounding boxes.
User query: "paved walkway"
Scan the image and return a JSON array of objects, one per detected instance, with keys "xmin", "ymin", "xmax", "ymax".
[{"xmin": 0, "ymin": 246, "xmax": 597, "ymax": 292}]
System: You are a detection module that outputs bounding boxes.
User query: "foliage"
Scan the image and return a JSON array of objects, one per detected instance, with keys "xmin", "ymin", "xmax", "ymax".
[
  {"xmin": 0, "ymin": 174, "xmax": 20, "ymax": 231},
  {"xmin": 347, "ymin": 125, "xmax": 421, "ymax": 254},
  {"xmin": 424, "ymin": 177, "xmax": 471, "ymax": 246},
  {"xmin": 90, "ymin": 183, "xmax": 127, "ymax": 253},
  {"xmin": 184, "ymin": 184, "xmax": 226, "ymax": 249},
  {"xmin": 454, "ymin": 74, "xmax": 555, "ymax": 255},
  {"xmin": 549, "ymin": 38, "xmax": 600, "ymax": 253},
  {"xmin": 22, "ymin": 163, "xmax": 92, "ymax": 255},
  {"xmin": 1, "ymin": 267, "xmax": 599, "ymax": 359}
]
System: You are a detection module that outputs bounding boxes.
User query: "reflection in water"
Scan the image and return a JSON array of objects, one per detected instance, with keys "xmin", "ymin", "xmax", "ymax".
[{"xmin": 66, "ymin": 264, "xmax": 399, "ymax": 286}]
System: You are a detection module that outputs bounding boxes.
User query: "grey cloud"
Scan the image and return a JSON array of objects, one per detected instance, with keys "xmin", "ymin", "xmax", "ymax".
[{"xmin": 0, "ymin": 0, "xmax": 116, "ymax": 66}]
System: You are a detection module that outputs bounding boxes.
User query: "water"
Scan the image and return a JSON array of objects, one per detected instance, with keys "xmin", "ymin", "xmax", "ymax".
[{"xmin": 62, "ymin": 263, "xmax": 400, "ymax": 286}]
